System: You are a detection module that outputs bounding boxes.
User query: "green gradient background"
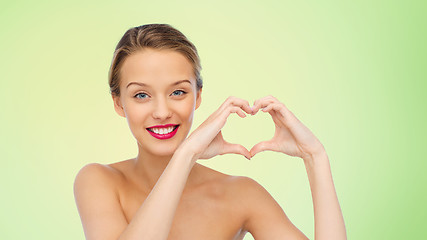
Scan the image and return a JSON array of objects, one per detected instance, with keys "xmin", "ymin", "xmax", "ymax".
[{"xmin": 1, "ymin": 0, "xmax": 426, "ymax": 239}]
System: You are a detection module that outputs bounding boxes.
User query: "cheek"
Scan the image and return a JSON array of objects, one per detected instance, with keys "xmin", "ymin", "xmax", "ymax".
[
  {"xmin": 178, "ymin": 99, "xmax": 196, "ymax": 120},
  {"xmin": 124, "ymin": 103, "xmax": 148, "ymax": 125}
]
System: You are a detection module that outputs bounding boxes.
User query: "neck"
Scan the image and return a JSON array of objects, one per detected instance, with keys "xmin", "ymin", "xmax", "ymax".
[{"xmin": 132, "ymin": 143, "xmax": 199, "ymax": 191}]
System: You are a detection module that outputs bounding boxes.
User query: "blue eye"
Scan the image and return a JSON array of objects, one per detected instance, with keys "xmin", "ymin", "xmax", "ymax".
[
  {"xmin": 171, "ymin": 90, "xmax": 186, "ymax": 96},
  {"xmin": 135, "ymin": 93, "xmax": 149, "ymax": 99}
]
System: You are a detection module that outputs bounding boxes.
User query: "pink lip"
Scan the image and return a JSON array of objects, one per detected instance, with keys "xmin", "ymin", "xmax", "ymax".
[
  {"xmin": 146, "ymin": 124, "xmax": 179, "ymax": 140},
  {"xmin": 148, "ymin": 124, "xmax": 177, "ymax": 128}
]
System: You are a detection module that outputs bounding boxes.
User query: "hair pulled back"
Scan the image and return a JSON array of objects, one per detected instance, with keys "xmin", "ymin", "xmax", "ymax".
[{"xmin": 108, "ymin": 24, "xmax": 203, "ymax": 96}]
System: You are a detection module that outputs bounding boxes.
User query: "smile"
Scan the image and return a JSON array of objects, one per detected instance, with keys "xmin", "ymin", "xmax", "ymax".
[{"xmin": 146, "ymin": 124, "xmax": 179, "ymax": 140}]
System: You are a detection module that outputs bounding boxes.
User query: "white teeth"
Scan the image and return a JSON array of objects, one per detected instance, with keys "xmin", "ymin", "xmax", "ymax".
[{"xmin": 150, "ymin": 126, "xmax": 175, "ymax": 135}]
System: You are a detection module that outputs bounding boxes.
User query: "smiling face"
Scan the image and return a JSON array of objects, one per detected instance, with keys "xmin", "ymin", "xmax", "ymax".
[{"xmin": 113, "ymin": 48, "xmax": 202, "ymax": 157}]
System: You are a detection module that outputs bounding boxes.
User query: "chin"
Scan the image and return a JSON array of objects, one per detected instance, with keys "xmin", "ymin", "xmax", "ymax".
[
  {"xmin": 137, "ymin": 138, "xmax": 183, "ymax": 157},
  {"xmin": 152, "ymin": 144, "xmax": 179, "ymax": 157}
]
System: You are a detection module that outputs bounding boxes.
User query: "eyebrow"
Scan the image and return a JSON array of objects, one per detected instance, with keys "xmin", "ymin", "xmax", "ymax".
[{"xmin": 126, "ymin": 79, "xmax": 192, "ymax": 88}]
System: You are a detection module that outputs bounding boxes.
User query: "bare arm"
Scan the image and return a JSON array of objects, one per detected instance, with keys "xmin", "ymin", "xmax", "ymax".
[
  {"xmin": 74, "ymin": 97, "xmax": 252, "ymax": 240},
  {"xmin": 248, "ymin": 95, "xmax": 346, "ymax": 240},
  {"xmin": 117, "ymin": 148, "xmax": 194, "ymax": 240},
  {"xmin": 304, "ymin": 151, "xmax": 346, "ymax": 240}
]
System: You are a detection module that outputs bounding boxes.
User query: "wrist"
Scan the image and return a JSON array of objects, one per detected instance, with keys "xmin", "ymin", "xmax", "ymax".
[
  {"xmin": 174, "ymin": 142, "xmax": 199, "ymax": 167},
  {"xmin": 303, "ymin": 149, "xmax": 329, "ymax": 168},
  {"xmin": 303, "ymin": 150, "xmax": 333, "ymax": 188}
]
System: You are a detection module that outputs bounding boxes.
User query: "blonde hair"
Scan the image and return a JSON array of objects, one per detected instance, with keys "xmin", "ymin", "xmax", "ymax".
[{"xmin": 108, "ymin": 24, "xmax": 203, "ymax": 96}]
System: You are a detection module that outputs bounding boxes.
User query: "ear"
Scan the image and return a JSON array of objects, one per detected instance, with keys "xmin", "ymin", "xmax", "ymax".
[
  {"xmin": 195, "ymin": 88, "xmax": 202, "ymax": 110},
  {"xmin": 112, "ymin": 94, "xmax": 126, "ymax": 117}
]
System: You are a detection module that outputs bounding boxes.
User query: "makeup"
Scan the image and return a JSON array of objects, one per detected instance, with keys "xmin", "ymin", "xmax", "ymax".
[{"xmin": 146, "ymin": 124, "xmax": 179, "ymax": 140}]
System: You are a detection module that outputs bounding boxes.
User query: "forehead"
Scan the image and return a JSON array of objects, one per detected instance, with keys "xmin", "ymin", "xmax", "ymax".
[{"xmin": 120, "ymin": 49, "xmax": 195, "ymax": 87}]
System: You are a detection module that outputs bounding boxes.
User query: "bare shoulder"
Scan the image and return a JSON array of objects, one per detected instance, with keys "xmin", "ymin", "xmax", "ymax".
[
  {"xmin": 226, "ymin": 175, "xmax": 268, "ymax": 196},
  {"xmin": 74, "ymin": 158, "xmax": 134, "ymax": 186},
  {"xmin": 75, "ymin": 162, "xmax": 113, "ymax": 178},
  {"xmin": 193, "ymin": 164, "xmax": 270, "ymax": 205},
  {"xmin": 222, "ymin": 175, "xmax": 279, "ymax": 215},
  {"xmin": 74, "ymin": 162, "xmax": 123, "ymax": 189},
  {"xmin": 196, "ymin": 165, "xmax": 307, "ymax": 239},
  {"xmin": 73, "ymin": 162, "xmax": 129, "ymax": 240}
]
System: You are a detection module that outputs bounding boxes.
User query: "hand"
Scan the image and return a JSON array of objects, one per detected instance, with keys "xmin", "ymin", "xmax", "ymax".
[
  {"xmin": 181, "ymin": 97, "xmax": 253, "ymax": 161},
  {"xmin": 250, "ymin": 96, "xmax": 325, "ymax": 161}
]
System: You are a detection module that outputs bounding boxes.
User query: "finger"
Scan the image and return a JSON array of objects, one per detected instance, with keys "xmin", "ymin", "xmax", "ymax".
[
  {"xmin": 200, "ymin": 105, "xmax": 249, "ymax": 139},
  {"xmin": 252, "ymin": 95, "xmax": 277, "ymax": 114},
  {"xmin": 262, "ymin": 103, "xmax": 288, "ymax": 125},
  {"xmin": 265, "ymin": 106, "xmax": 319, "ymax": 149},
  {"xmin": 255, "ymin": 101, "xmax": 279, "ymax": 115},
  {"xmin": 267, "ymin": 110, "xmax": 285, "ymax": 127},
  {"xmin": 249, "ymin": 140, "xmax": 279, "ymax": 157},
  {"xmin": 220, "ymin": 96, "xmax": 253, "ymax": 114},
  {"xmin": 253, "ymin": 95, "xmax": 276, "ymax": 104},
  {"xmin": 272, "ymin": 104, "xmax": 301, "ymax": 128},
  {"xmin": 219, "ymin": 106, "xmax": 248, "ymax": 120},
  {"xmin": 256, "ymin": 100, "xmax": 297, "ymax": 127},
  {"xmin": 230, "ymin": 106, "xmax": 247, "ymax": 118},
  {"xmin": 221, "ymin": 142, "xmax": 252, "ymax": 160},
  {"xmin": 261, "ymin": 103, "xmax": 278, "ymax": 113}
]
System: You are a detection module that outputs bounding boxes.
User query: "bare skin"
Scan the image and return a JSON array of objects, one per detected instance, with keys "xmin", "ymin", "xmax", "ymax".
[
  {"xmin": 102, "ymin": 160, "xmax": 276, "ymax": 240},
  {"xmin": 74, "ymin": 48, "xmax": 346, "ymax": 240}
]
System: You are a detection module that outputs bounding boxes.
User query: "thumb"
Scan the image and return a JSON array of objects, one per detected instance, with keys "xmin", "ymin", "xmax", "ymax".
[
  {"xmin": 250, "ymin": 140, "xmax": 277, "ymax": 157},
  {"xmin": 221, "ymin": 142, "xmax": 251, "ymax": 160}
]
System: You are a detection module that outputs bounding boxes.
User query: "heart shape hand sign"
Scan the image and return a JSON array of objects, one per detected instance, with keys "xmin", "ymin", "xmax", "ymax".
[{"xmin": 184, "ymin": 96, "xmax": 325, "ymax": 162}]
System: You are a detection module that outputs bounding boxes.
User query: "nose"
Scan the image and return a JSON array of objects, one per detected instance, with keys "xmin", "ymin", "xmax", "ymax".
[{"xmin": 152, "ymin": 98, "xmax": 172, "ymax": 120}]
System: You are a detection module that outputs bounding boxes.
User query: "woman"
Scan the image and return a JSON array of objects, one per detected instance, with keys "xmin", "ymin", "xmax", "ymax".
[{"xmin": 74, "ymin": 24, "xmax": 346, "ymax": 240}]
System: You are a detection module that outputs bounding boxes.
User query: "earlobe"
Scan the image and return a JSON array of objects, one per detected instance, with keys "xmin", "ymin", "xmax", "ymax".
[
  {"xmin": 195, "ymin": 88, "xmax": 202, "ymax": 110},
  {"xmin": 112, "ymin": 94, "xmax": 126, "ymax": 118}
]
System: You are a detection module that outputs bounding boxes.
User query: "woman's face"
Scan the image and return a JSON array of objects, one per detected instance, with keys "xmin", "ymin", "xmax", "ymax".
[{"xmin": 113, "ymin": 48, "xmax": 201, "ymax": 157}]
